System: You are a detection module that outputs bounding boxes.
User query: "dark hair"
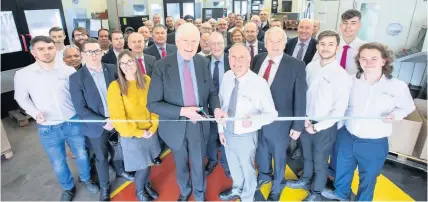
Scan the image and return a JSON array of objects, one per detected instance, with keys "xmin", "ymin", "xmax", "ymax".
[
  {"xmin": 72, "ymin": 27, "xmax": 89, "ymax": 39},
  {"xmin": 355, "ymin": 42, "xmax": 394, "ymax": 79},
  {"xmin": 116, "ymin": 50, "xmax": 146, "ymax": 95},
  {"xmin": 98, "ymin": 28, "xmax": 109, "ymax": 37},
  {"xmin": 235, "ymin": 15, "xmax": 243, "ymax": 20},
  {"xmin": 49, "ymin": 27, "xmax": 64, "ymax": 35},
  {"xmin": 270, "ymin": 19, "xmax": 282, "ymax": 28},
  {"xmin": 152, "ymin": 24, "xmax": 167, "ymax": 32},
  {"xmin": 30, "ymin": 35, "xmax": 55, "ymax": 47},
  {"xmin": 317, "ymin": 30, "xmax": 340, "ymax": 45},
  {"xmin": 81, "ymin": 38, "xmax": 100, "ymax": 51},
  {"xmin": 341, "ymin": 9, "xmax": 362, "ymax": 21},
  {"xmin": 109, "ymin": 29, "xmax": 123, "ymax": 40}
]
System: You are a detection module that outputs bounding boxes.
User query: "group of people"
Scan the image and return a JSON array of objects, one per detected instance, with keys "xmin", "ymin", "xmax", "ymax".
[{"xmin": 14, "ymin": 7, "xmax": 416, "ymax": 202}]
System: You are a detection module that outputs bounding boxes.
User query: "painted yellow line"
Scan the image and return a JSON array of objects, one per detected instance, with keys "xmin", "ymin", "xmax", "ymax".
[{"xmin": 110, "ymin": 149, "xmax": 171, "ymax": 198}]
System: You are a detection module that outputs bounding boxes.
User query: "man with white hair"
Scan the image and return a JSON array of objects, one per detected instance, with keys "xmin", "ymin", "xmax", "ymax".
[
  {"xmin": 208, "ymin": 18, "xmax": 217, "ymax": 32},
  {"xmin": 285, "ymin": 19, "xmax": 317, "ymax": 65},
  {"xmin": 253, "ymin": 27, "xmax": 307, "ymax": 201},
  {"xmin": 147, "ymin": 23, "xmax": 222, "ymax": 201}
]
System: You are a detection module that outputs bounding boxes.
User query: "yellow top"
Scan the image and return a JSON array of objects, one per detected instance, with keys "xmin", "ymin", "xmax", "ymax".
[{"xmin": 107, "ymin": 76, "xmax": 159, "ymax": 138}]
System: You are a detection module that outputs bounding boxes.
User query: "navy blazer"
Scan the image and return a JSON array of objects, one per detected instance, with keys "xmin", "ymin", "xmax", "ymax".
[
  {"xmin": 224, "ymin": 41, "xmax": 267, "ymax": 54},
  {"xmin": 101, "ymin": 48, "xmax": 117, "ymax": 65},
  {"xmin": 69, "ymin": 63, "xmax": 117, "ymax": 138},
  {"xmin": 261, "ymin": 21, "xmax": 270, "ymax": 32},
  {"xmin": 251, "ymin": 53, "xmax": 307, "ymax": 137},
  {"xmin": 166, "ymin": 32, "xmax": 175, "ymax": 45},
  {"xmin": 206, "ymin": 54, "xmax": 231, "ymax": 115},
  {"xmin": 143, "ymin": 43, "xmax": 177, "ymax": 61},
  {"xmin": 284, "ymin": 37, "xmax": 318, "ymax": 65},
  {"xmin": 257, "ymin": 28, "xmax": 265, "ymax": 42},
  {"xmin": 142, "ymin": 53, "xmax": 157, "ymax": 77}
]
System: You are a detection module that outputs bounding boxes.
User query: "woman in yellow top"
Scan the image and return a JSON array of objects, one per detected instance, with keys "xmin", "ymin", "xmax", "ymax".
[{"xmin": 107, "ymin": 50, "xmax": 160, "ymax": 201}]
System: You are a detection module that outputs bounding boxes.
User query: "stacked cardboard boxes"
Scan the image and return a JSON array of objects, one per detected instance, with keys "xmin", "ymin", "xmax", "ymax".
[{"xmin": 413, "ymin": 99, "xmax": 427, "ymax": 160}]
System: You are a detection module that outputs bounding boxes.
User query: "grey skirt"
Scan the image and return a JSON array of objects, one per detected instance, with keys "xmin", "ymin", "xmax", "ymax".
[{"xmin": 120, "ymin": 134, "xmax": 161, "ymax": 172}]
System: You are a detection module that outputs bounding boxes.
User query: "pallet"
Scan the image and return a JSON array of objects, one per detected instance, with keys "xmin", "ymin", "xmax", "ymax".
[
  {"xmin": 387, "ymin": 151, "xmax": 427, "ymax": 172},
  {"xmin": 8, "ymin": 109, "xmax": 31, "ymax": 127},
  {"xmin": 2, "ymin": 150, "xmax": 14, "ymax": 160}
]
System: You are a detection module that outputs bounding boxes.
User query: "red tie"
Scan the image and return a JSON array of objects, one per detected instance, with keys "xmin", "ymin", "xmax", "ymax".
[
  {"xmin": 340, "ymin": 45, "xmax": 350, "ymax": 69},
  {"xmin": 160, "ymin": 47, "xmax": 167, "ymax": 58},
  {"xmin": 137, "ymin": 58, "xmax": 146, "ymax": 74},
  {"xmin": 263, "ymin": 60, "xmax": 274, "ymax": 81}
]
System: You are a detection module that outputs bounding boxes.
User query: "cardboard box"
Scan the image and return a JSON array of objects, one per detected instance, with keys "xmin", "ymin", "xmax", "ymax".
[
  {"xmin": 389, "ymin": 109, "xmax": 423, "ymax": 156},
  {"xmin": 413, "ymin": 99, "xmax": 427, "ymax": 159}
]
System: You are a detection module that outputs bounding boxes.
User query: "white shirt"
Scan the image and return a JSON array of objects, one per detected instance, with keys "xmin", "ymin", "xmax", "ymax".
[
  {"xmin": 246, "ymin": 41, "xmax": 259, "ymax": 56},
  {"xmin": 218, "ymin": 70, "xmax": 278, "ymax": 134},
  {"xmin": 14, "ymin": 62, "xmax": 77, "ymax": 125},
  {"xmin": 306, "ymin": 60, "xmax": 351, "ymax": 131},
  {"xmin": 55, "ymin": 46, "xmax": 66, "ymax": 65},
  {"xmin": 257, "ymin": 53, "xmax": 284, "ymax": 86},
  {"xmin": 312, "ymin": 37, "xmax": 366, "ymax": 75},
  {"xmin": 292, "ymin": 38, "xmax": 311, "ymax": 60},
  {"xmin": 345, "ymin": 74, "xmax": 415, "ymax": 139}
]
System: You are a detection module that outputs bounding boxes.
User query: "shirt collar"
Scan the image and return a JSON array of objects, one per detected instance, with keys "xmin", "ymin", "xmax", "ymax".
[
  {"xmin": 339, "ymin": 36, "xmax": 362, "ymax": 48},
  {"xmin": 177, "ymin": 51, "xmax": 191, "ymax": 63},
  {"xmin": 87, "ymin": 64, "xmax": 103, "ymax": 75},
  {"xmin": 297, "ymin": 37, "xmax": 311, "ymax": 46},
  {"xmin": 267, "ymin": 53, "xmax": 284, "ymax": 64},
  {"xmin": 319, "ymin": 59, "xmax": 340, "ymax": 69},
  {"xmin": 233, "ymin": 69, "xmax": 251, "ymax": 83},
  {"xmin": 246, "ymin": 40, "xmax": 258, "ymax": 47},
  {"xmin": 360, "ymin": 73, "xmax": 387, "ymax": 85},
  {"xmin": 135, "ymin": 52, "xmax": 144, "ymax": 60},
  {"xmin": 211, "ymin": 54, "xmax": 224, "ymax": 64},
  {"xmin": 155, "ymin": 43, "xmax": 166, "ymax": 50}
]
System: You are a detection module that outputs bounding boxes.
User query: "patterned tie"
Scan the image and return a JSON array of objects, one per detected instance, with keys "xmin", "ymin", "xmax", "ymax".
[
  {"xmin": 213, "ymin": 61, "xmax": 220, "ymax": 93},
  {"xmin": 296, "ymin": 42, "xmax": 305, "ymax": 61},
  {"xmin": 226, "ymin": 78, "xmax": 239, "ymax": 133},
  {"xmin": 183, "ymin": 60, "xmax": 197, "ymax": 106},
  {"xmin": 160, "ymin": 47, "xmax": 167, "ymax": 58},
  {"xmin": 340, "ymin": 45, "xmax": 350, "ymax": 69},
  {"xmin": 263, "ymin": 60, "xmax": 274, "ymax": 81},
  {"xmin": 250, "ymin": 45, "xmax": 255, "ymax": 64},
  {"xmin": 137, "ymin": 58, "xmax": 146, "ymax": 74}
]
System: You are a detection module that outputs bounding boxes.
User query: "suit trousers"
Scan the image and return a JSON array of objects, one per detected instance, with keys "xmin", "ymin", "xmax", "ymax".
[
  {"xmin": 224, "ymin": 130, "xmax": 258, "ymax": 202},
  {"xmin": 334, "ymin": 127, "xmax": 388, "ymax": 201},
  {"xmin": 171, "ymin": 122, "xmax": 207, "ymax": 201},
  {"xmin": 256, "ymin": 131, "xmax": 290, "ymax": 194},
  {"xmin": 207, "ymin": 122, "xmax": 229, "ymax": 171},
  {"xmin": 300, "ymin": 123, "xmax": 337, "ymax": 194}
]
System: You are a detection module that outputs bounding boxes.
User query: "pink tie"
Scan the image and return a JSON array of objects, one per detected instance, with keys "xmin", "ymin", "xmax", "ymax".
[
  {"xmin": 340, "ymin": 45, "xmax": 350, "ymax": 69},
  {"xmin": 160, "ymin": 47, "xmax": 167, "ymax": 58},
  {"xmin": 183, "ymin": 60, "xmax": 197, "ymax": 106},
  {"xmin": 137, "ymin": 58, "xmax": 146, "ymax": 74}
]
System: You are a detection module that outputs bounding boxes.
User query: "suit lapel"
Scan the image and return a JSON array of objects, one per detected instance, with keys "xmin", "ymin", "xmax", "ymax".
[
  {"xmin": 151, "ymin": 45, "xmax": 161, "ymax": 60},
  {"xmin": 271, "ymin": 55, "xmax": 288, "ymax": 88},
  {"xmin": 166, "ymin": 44, "xmax": 174, "ymax": 54},
  {"xmin": 224, "ymin": 53, "xmax": 231, "ymax": 71},
  {"xmin": 193, "ymin": 56, "xmax": 205, "ymax": 105},
  {"xmin": 82, "ymin": 66, "xmax": 104, "ymax": 114},
  {"xmin": 304, "ymin": 39, "xmax": 315, "ymax": 62},
  {"xmin": 253, "ymin": 53, "xmax": 267, "ymax": 74},
  {"xmin": 166, "ymin": 56, "xmax": 184, "ymax": 106}
]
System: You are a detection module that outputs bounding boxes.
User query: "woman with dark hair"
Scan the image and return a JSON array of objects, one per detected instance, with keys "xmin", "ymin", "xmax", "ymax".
[
  {"xmin": 323, "ymin": 42, "xmax": 415, "ymax": 201},
  {"xmin": 225, "ymin": 29, "xmax": 245, "ymax": 53},
  {"xmin": 107, "ymin": 50, "xmax": 160, "ymax": 201}
]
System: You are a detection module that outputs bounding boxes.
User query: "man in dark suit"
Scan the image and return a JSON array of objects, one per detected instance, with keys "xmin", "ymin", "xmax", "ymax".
[
  {"xmin": 102, "ymin": 29, "xmax": 124, "ymax": 65},
  {"xmin": 235, "ymin": 22, "xmax": 267, "ymax": 63},
  {"xmin": 260, "ymin": 11, "xmax": 270, "ymax": 32},
  {"xmin": 147, "ymin": 23, "xmax": 221, "ymax": 201},
  {"xmin": 204, "ymin": 32, "xmax": 231, "ymax": 179},
  {"xmin": 252, "ymin": 27, "xmax": 307, "ymax": 201},
  {"xmin": 251, "ymin": 15, "xmax": 265, "ymax": 42},
  {"xmin": 144, "ymin": 25, "xmax": 177, "ymax": 61},
  {"xmin": 69, "ymin": 39, "xmax": 134, "ymax": 201},
  {"xmin": 167, "ymin": 19, "xmax": 186, "ymax": 45},
  {"xmin": 284, "ymin": 19, "xmax": 318, "ymax": 65},
  {"xmin": 127, "ymin": 33, "xmax": 157, "ymax": 77}
]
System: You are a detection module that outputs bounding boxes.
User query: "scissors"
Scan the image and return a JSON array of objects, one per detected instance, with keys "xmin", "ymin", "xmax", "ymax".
[{"xmin": 197, "ymin": 107, "xmax": 214, "ymax": 118}]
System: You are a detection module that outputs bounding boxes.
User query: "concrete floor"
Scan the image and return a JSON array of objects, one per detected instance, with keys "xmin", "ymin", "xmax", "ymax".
[{"xmin": 1, "ymin": 118, "xmax": 127, "ymax": 201}]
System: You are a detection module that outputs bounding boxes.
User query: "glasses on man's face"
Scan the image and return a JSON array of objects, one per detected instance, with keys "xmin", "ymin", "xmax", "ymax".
[
  {"xmin": 119, "ymin": 59, "xmax": 135, "ymax": 67},
  {"xmin": 84, "ymin": 49, "xmax": 103, "ymax": 56}
]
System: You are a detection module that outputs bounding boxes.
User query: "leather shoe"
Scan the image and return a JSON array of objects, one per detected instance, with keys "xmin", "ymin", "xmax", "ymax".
[
  {"xmin": 136, "ymin": 191, "xmax": 151, "ymax": 201},
  {"xmin": 79, "ymin": 178, "xmax": 99, "ymax": 194},
  {"xmin": 256, "ymin": 179, "xmax": 271, "ymax": 189},
  {"xmin": 60, "ymin": 186, "xmax": 76, "ymax": 201},
  {"xmin": 152, "ymin": 157, "xmax": 162, "ymax": 165},
  {"xmin": 267, "ymin": 192, "xmax": 281, "ymax": 201},
  {"xmin": 117, "ymin": 172, "xmax": 135, "ymax": 181},
  {"xmin": 304, "ymin": 192, "xmax": 322, "ymax": 201},
  {"xmin": 205, "ymin": 161, "xmax": 217, "ymax": 176},
  {"xmin": 224, "ymin": 170, "xmax": 232, "ymax": 179},
  {"xmin": 218, "ymin": 189, "xmax": 240, "ymax": 201},
  {"xmin": 99, "ymin": 187, "xmax": 110, "ymax": 201},
  {"xmin": 145, "ymin": 183, "xmax": 159, "ymax": 200},
  {"xmin": 177, "ymin": 194, "xmax": 191, "ymax": 201},
  {"xmin": 285, "ymin": 179, "xmax": 310, "ymax": 190}
]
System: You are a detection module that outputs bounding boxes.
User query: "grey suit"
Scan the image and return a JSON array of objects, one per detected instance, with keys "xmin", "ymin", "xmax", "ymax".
[
  {"xmin": 143, "ymin": 43, "xmax": 177, "ymax": 61},
  {"xmin": 252, "ymin": 53, "xmax": 307, "ymax": 194},
  {"xmin": 147, "ymin": 53, "xmax": 220, "ymax": 200},
  {"xmin": 141, "ymin": 53, "xmax": 156, "ymax": 77}
]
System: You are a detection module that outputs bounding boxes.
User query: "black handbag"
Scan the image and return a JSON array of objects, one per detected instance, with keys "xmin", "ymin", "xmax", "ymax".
[{"xmin": 108, "ymin": 130, "xmax": 124, "ymax": 161}]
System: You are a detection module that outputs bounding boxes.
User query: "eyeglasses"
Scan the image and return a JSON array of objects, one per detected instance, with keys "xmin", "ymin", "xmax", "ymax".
[
  {"xmin": 119, "ymin": 59, "xmax": 135, "ymax": 67},
  {"xmin": 83, "ymin": 49, "xmax": 103, "ymax": 56}
]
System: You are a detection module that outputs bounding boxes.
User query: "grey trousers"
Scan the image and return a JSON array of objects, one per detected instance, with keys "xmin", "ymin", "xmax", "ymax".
[{"xmin": 224, "ymin": 130, "xmax": 258, "ymax": 202}]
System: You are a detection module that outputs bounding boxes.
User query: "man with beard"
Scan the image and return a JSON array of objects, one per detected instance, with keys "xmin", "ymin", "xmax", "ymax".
[
  {"xmin": 144, "ymin": 25, "xmax": 177, "ymax": 61},
  {"xmin": 166, "ymin": 16, "xmax": 175, "ymax": 34},
  {"xmin": 49, "ymin": 27, "xmax": 67, "ymax": 63},
  {"xmin": 63, "ymin": 45, "xmax": 83, "ymax": 70},
  {"xmin": 285, "ymin": 30, "xmax": 351, "ymax": 201},
  {"xmin": 72, "ymin": 27, "xmax": 90, "ymax": 51}
]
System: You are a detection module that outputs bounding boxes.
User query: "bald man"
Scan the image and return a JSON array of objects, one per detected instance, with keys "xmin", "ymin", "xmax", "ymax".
[
  {"xmin": 167, "ymin": 18, "xmax": 186, "ymax": 45},
  {"xmin": 201, "ymin": 22, "xmax": 213, "ymax": 34},
  {"xmin": 235, "ymin": 22, "xmax": 266, "ymax": 64},
  {"xmin": 127, "ymin": 33, "xmax": 157, "ymax": 76},
  {"xmin": 138, "ymin": 26, "xmax": 154, "ymax": 47},
  {"xmin": 143, "ymin": 20, "xmax": 154, "ymax": 32},
  {"xmin": 259, "ymin": 10, "xmax": 270, "ymax": 31},
  {"xmin": 285, "ymin": 19, "xmax": 317, "ymax": 65},
  {"xmin": 312, "ymin": 20, "xmax": 320, "ymax": 38},
  {"xmin": 251, "ymin": 15, "xmax": 265, "ymax": 42},
  {"xmin": 198, "ymin": 33, "xmax": 211, "ymax": 56},
  {"xmin": 147, "ymin": 23, "xmax": 221, "ymax": 201}
]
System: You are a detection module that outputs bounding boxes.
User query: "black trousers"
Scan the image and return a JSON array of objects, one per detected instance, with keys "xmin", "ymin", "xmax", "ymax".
[
  {"xmin": 171, "ymin": 122, "xmax": 206, "ymax": 201},
  {"xmin": 300, "ymin": 123, "xmax": 337, "ymax": 194},
  {"xmin": 135, "ymin": 167, "xmax": 151, "ymax": 193},
  {"xmin": 88, "ymin": 130, "xmax": 125, "ymax": 188},
  {"xmin": 206, "ymin": 122, "xmax": 229, "ymax": 171}
]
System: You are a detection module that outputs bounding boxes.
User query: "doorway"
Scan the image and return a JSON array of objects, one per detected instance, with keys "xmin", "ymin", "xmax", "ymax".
[{"xmin": 163, "ymin": 0, "xmax": 195, "ymax": 21}]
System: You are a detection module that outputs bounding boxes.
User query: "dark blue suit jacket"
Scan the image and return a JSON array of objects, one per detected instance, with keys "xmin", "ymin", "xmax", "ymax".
[
  {"xmin": 143, "ymin": 43, "xmax": 177, "ymax": 61},
  {"xmin": 284, "ymin": 37, "xmax": 318, "ymax": 65},
  {"xmin": 69, "ymin": 63, "xmax": 117, "ymax": 138}
]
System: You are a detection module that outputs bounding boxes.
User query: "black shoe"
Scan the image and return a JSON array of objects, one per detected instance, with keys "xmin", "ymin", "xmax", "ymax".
[
  {"xmin": 79, "ymin": 178, "xmax": 100, "ymax": 194},
  {"xmin": 225, "ymin": 170, "xmax": 232, "ymax": 179},
  {"xmin": 267, "ymin": 192, "xmax": 281, "ymax": 201},
  {"xmin": 145, "ymin": 183, "xmax": 159, "ymax": 200},
  {"xmin": 99, "ymin": 187, "xmax": 110, "ymax": 201},
  {"xmin": 256, "ymin": 179, "xmax": 271, "ymax": 189},
  {"xmin": 291, "ymin": 147, "xmax": 302, "ymax": 159},
  {"xmin": 136, "ymin": 191, "xmax": 151, "ymax": 201},
  {"xmin": 285, "ymin": 179, "xmax": 311, "ymax": 190},
  {"xmin": 304, "ymin": 192, "xmax": 322, "ymax": 201},
  {"xmin": 60, "ymin": 186, "xmax": 76, "ymax": 201},
  {"xmin": 218, "ymin": 189, "xmax": 240, "ymax": 201},
  {"xmin": 205, "ymin": 161, "xmax": 217, "ymax": 176},
  {"xmin": 177, "ymin": 194, "xmax": 191, "ymax": 201},
  {"xmin": 152, "ymin": 157, "xmax": 162, "ymax": 165},
  {"xmin": 117, "ymin": 172, "xmax": 135, "ymax": 181}
]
